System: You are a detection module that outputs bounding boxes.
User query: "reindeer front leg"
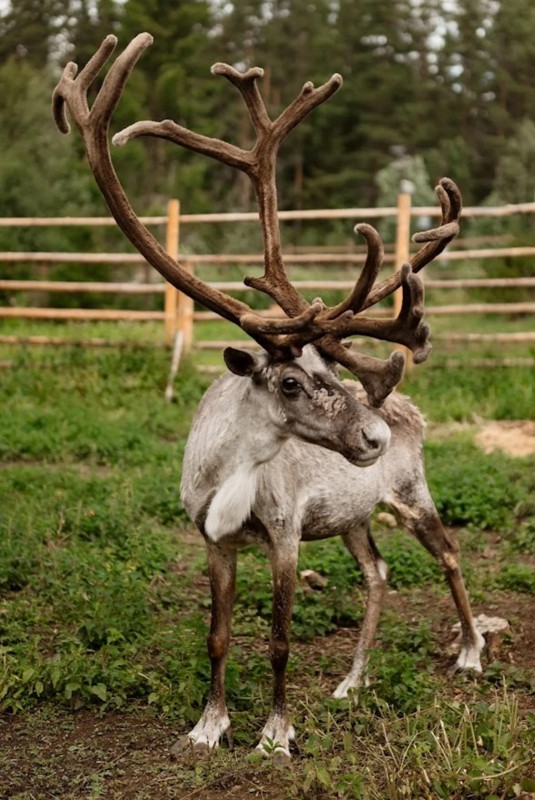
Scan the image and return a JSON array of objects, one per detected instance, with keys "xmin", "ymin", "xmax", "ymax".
[
  {"xmin": 170, "ymin": 541, "xmax": 236, "ymax": 756},
  {"xmin": 257, "ymin": 539, "xmax": 299, "ymax": 763}
]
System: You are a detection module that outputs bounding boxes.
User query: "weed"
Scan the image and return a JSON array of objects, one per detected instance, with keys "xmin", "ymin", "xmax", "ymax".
[
  {"xmin": 507, "ymin": 518, "xmax": 535, "ymax": 555},
  {"xmin": 403, "ymin": 363, "xmax": 534, "ymax": 422},
  {"xmin": 378, "ymin": 531, "xmax": 441, "ymax": 588},
  {"xmin": 359, "ymin": 651, "xmax": 436, "ymax": 715},
  {"xmin": 495, "ymin": 563, "xmax": 535, "ymax": 593},
  {"xmin": 425, "ymin": 439, "xmax": 530, "ymax": 530}
]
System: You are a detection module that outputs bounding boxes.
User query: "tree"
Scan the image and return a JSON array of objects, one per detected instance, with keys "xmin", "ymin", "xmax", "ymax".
[
  {"xmin": 467, "ymin": 118, "xmax": 535, "ymax": 283},
  {"xmin": 436, "ymin": 0, "xmax": 498, "ymax": 200},
  {"xmin": 487, "ymin": 0, "xmax": 535, "ymax": 132},
  {"xmin": 0, "ymin": 58, "xmax": 98, "ymax": 231},
  {"xmin": 321, "ymin": 0, "xmax": 428, "ymax": 207},
  {"xmin": 112, "ymin": 0, "xmax": 224, "ymax": 218},
  {"xmin": 68, "ymin": 0, "xmax": 121, "ymax": 68},
  {"xmin": 375, "ymin": 155, "xmax": 436, "ymax": 243},
  {"xmin": 0, "ymin": 56, "xmax": 114, "ymax": 308},
  {"xmin": 0, "ymin": 0, "xmax": 66, "ymax": 67}
]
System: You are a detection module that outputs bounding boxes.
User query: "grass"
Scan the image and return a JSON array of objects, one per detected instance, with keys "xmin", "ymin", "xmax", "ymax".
[{"xmin": 0, "ymin": 331, "xmax": 534, "ymax": 799}]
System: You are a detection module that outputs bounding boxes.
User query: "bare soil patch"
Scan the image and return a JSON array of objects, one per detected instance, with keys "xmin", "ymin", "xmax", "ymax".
[
  {"xmin": 429, "ymin": 419, "xmax": 535, "ymax": 457},
  {"xmin": 475, "ymin": 420, "xmax": 535, "ymax": 458}
]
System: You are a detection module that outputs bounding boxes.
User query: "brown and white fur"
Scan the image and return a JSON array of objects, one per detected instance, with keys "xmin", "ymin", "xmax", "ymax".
[{"xmin": 176, "ymin": 345, "xmax": 484, "ymax": 760}]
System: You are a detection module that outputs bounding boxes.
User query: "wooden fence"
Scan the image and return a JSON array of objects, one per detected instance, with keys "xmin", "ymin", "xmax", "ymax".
[{"xmin": 1, "ymin": 195, "xmax": 534, "ymax": 369}]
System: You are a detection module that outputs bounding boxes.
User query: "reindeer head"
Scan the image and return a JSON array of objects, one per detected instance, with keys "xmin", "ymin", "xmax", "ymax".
[
  {"xmin": 52, "ymin": 33, "xmax": 462, "ymax": 407},
  {"xmin": 223, "ymin": 345, "xmax": 391, "ymax": 466}
]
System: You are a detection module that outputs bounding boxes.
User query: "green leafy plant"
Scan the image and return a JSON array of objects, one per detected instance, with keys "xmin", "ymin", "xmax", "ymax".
[
  {"xmin": 425, "ymin": 440, "xmax": 529, "ymax": 530},
  {"xmin": 495, "ymin": 563, "xmax": 535, "ymax": 593}
]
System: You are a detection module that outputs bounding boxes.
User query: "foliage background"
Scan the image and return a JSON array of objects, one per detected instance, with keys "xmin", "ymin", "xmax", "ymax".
[{"xmin": 0, "ymin": 0, "xmax": 534, "ymax": 245}]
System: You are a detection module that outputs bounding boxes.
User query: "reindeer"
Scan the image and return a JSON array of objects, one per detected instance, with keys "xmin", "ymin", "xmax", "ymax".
[{"xmin": 52, "ymin": 33, "xmax": 485, "ymax": 762}]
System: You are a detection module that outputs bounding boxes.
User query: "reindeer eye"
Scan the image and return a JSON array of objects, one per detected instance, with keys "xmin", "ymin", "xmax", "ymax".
[{"xmin": 281, "ymin": 377, "xmax": 301, "ymax": 395}]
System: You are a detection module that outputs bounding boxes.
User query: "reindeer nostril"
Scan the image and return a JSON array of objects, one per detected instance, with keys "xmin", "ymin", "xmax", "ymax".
[{"xmin": 363, "ymin": 430, "xmax": 379, "ymax": 451}]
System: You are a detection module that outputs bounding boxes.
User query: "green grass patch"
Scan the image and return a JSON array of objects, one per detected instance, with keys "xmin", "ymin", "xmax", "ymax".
[
  {"xmin": 403, "ymin": 361, "xmax": 535, "ymax": 422},
  {"xmin": 424, "ymin": 438, "xmax": 533, "ymax": 530}
]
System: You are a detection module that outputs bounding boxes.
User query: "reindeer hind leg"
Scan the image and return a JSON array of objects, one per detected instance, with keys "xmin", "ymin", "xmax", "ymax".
[
  {"xmin": 387, "ymin": 490, "xmax": 484, "ymax": 674},
  {"xmin": 333, "ymin": 522, "xmax": 389, "ymax": 699}
]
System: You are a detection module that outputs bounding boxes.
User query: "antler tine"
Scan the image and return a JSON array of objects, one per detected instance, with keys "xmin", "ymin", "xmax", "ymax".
[
  {"xmin": 53, "ymin": 33, "xmax": 315, "ymax": 356},
  {"xmin": 300, "ymin": 179, "xmax": 459, "ymax": 398},
  {"xmin": 53, "ymin": 34, "xmax": 150, "ymax": 136},
  {"xmin": 323, "ymin": 223, "xmax": 384, "ymax": 320},
  {"xmin": 312, "ymin": 179, "xmax": 455, "ymax": 396},
  {"xmin": 272, "ymin": 74, "xmax": 343, "ymax": 144},
  {"xmin": 52, "ymin": 35, "xmax": 118, "ymax": 135},
  {"xmin": 210, "ymin": 63, "xmax": 271, "ymax": 134},
  {"xmin": 114, "ymin": 61, "xmax": 343, "ymax": 319},
  {"xmin": 329, "ymin": 263, "xmax": 430, "ymax": 362},
  {"xmin": 114, "ymin": 63, "xmax": 343, "ymax": 173},
  {"xmin": 325, "ymin": 341, "xmax": 406, "ymax": 407},
  {"xmin": 240, "ymin": 299, "xmax": 324, "ymax": 337},
  {"xmin": 410, "ymin": 177, "xmax": 461, "ymax": 272},
  {"xmin": 243, "ymin": 72, "xmax": 342, "ymax": 315},
  {"xmin": 275, "ymin": 218, "xmax": 429, "ymax": 399},
  {"xmin": 284, "ymin": 260, "xmax": 429, "ymax": 370},
  {"xmin": 360, "ymin": 178, "xmax": 462, "ymax": 310}
]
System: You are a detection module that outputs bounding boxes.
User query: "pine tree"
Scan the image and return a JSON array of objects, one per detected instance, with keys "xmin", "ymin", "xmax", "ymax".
[
  {"xmin": 69, "ymin": 0, "xmax": 121, "ymax": 69},
  {"xmin": 0, "ymin": 57, "xmax": 101, "ymax": 250},
  {"xmin": 488, "ymin": 0, "xmax": 535, "ymax": 132},
  {"xmin": 436, "ymin": 0, "xmax": 497, "ymax": 200},
  {"xmin": 0, "ymin": 0, "xmax": 67, "ymax": 67}
]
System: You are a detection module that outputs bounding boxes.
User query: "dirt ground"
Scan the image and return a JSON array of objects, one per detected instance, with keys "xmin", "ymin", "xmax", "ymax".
[
  {"xmin": 475, "ymin": 420, "xmax": 535, "ymax": 458},
  {"xmin": 1, "ymin": 572, "xmax": 534, "ymax": 800},
  {"xmin": 429, "ymin": 419, "xmax": 535, "ymax": 458}
]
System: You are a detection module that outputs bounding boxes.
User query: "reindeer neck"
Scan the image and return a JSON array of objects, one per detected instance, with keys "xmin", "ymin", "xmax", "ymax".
[
  {"xmin": 181, "ymin": 371, "xmax": 290, "ymax": 539},
  {"xmin": 181, "ymin": 372, "xmax": 287, "ymax": 518}
]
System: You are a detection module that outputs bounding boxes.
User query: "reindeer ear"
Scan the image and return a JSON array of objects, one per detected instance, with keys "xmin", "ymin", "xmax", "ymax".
[{"xmin": 224, "ymin": 347, "xmax": 263, "ymax": 377}]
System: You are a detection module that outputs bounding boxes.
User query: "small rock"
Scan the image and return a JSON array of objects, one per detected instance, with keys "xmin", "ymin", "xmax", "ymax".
[
  {"xmin": 377, "ymin": 512, "xmax": 397, "ymax": 528},
  {"xmin": 451, "ymin": 614, "xmax": 510, "ymax": 659},
  {"xmin": 300, "ymin": 569, "xmax": 328, "ymax": 590}
]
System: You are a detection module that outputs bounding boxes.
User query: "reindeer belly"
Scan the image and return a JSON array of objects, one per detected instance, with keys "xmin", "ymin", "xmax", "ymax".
[{"xmin": 300, "ymin": 470, "xmax": 382, "ymax": 540}]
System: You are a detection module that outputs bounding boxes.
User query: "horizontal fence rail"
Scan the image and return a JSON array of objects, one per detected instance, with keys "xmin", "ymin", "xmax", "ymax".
[
  {"xmin": 0, "ymin": 199, "xmax": 533, "ymax": 226},
  {"xmin": 2, "ymin": 303, "xmax": 534, "ymax": 321},
  {"xmin": 1, "ymin": 246, "xmax": 535, "ymax": 265},
  {"xmin": 0, "ymin": 195, "xmax": 534, "ymax": 370},
  {"xmin": 2, "ymin": 277, "xmax": 535, "ymax": 295}
]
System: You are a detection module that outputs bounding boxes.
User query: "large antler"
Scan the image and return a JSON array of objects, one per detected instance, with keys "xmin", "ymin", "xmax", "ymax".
[
  {"xmin": 52, "ymin": 34, "xmax": 327, "ymax": 355},
  {"xmin": 53, "ymin": 34, "xmax": 462, "ymax": 405}
]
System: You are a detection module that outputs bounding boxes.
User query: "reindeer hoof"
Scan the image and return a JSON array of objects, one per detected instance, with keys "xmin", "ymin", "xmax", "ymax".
[
  {"xmin": 170, "ymin": 724, "xmax": 233, "ymax": 759},
  {"xmin": 169, "ymin": 736, "xmax": 213, "ymax": 759},
  {"xmin": 448, "ymin": 659, "xmax": 483, "ymax": 677},
  {"xmin": 169, "ymin": 736, "xmax": 194, "ymax": 759},
  {"xmin": 272, "ymin": 749, "xmax": 292, "ymax": 765},
  {"xmin": 169, "ymin": 736, "xmax": 212, "ymax": 758}
]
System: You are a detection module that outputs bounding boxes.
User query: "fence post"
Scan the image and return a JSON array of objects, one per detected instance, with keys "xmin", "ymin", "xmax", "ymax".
[
  {"xmin": 164, "ymin": 199, "xmax": 180, "ymax": 346},
  {"xmin": 177, "ymin": 259, "xmax": 195, "ymax": 355},
  {"xmin": 394, "ymin": 182, "xmax": 413, "ymax": 367}
]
